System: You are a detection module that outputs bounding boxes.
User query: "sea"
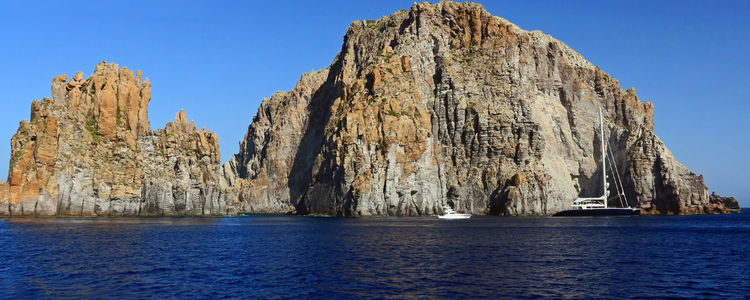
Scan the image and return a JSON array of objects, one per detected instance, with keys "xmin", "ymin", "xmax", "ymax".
[{"xmin": 1, "ymin": 211, "xmax": 749, "ymax": 299}]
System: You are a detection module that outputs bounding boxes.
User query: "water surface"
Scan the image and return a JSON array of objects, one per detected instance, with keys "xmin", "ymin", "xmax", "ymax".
[{"xmin": 1, "ymin": 212, "xmax": 749, "ymax": 298}]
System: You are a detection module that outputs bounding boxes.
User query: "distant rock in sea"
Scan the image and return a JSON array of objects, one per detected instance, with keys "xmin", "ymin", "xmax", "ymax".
[
  {"xmin": 0, "ymin": 1, "xmax": 739, "ymax": 216},
  {"xmin": 0, "ymin": 62, "xmax": 232, "ymax": 216}
]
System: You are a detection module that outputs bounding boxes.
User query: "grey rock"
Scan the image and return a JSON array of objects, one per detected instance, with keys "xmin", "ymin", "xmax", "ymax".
[{"xmin": 226, "ymin": 1, "xmax": 737, "ymax": 216}]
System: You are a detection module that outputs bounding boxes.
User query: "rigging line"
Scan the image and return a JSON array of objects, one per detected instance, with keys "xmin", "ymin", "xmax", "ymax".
[
  {"xmin": 608, "ymin": 145, "xmax": 626, "ymax": 202},
  {"xmin": 609, "ymin": 148, "xmax": 626, "ymax": 208},
  {"xmin": 608, "ymin": 142, "xmax": 628, "ymax": 208},
  {"xmin": 605, "ymin": 147, "xmax": 625, "ymax": 208},
  {"xmin": 603, "ymin": 142, "xmax": 623, "ymax": 206}
]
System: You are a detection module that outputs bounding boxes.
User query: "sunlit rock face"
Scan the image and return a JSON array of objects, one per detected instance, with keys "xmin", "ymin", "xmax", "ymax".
[
  {"xmin": 0, "ymin": 2, "xmax": 738, "ymax": 216},
  {"xmin": 226, "ymin": 1, "xmax": 737, "ymax": 216},
  {"xmin": 1, "ymin": 62, "xmax": 233, "ymax": 216}
]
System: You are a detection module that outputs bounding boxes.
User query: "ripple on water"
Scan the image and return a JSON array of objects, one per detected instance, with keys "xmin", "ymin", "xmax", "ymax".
[{"xmin": 1, "ymin": 213, "xmax": 749, "ymax": 298}]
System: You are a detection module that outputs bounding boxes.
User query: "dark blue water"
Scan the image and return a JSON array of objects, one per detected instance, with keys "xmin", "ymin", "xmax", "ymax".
[{"xmin": 1, "ymin": 212, "xmax": 749, "ymax": 299}]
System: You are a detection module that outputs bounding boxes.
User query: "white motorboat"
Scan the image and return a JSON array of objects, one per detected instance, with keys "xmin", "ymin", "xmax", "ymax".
[{"xmin": 437, "ymin": 206, "xmax": 472, "ymax": 219}]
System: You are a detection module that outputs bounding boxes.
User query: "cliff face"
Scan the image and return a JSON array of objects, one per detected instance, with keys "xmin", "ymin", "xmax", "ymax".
[
  {"xmin": 224, "ymin": 69, "xmax": 331, "ymax": 213},
  {"xmin": 0, "ymin": 2, "xmax": 739, "ymax": 217},
  {"xmin": 227, "ymin": 1, "xmax": 738, "ymax": 216},
  {"xmin": 0, "ymin": 62, "xmax": 233, "ymax": 216}
]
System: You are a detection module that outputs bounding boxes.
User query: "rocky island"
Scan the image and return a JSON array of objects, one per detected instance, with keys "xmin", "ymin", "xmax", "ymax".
[
  {"xmin": 0, "ymin": 63, "xmax": 231, "ymax": 216},
  {"xmin": 0, "ymin": 1, "xmax": 739, "ymax": 216}
]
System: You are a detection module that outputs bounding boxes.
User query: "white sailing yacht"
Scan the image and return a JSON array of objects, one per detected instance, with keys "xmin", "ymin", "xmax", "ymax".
[{"xmin": 554, "ymin": 108, "xmax": 640, "ymax": 216}]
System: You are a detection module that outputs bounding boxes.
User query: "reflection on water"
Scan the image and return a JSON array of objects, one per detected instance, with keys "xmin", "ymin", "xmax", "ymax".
[{"xmin": 1, "ymin": 213, "xmax": 749, "ymax": 298}]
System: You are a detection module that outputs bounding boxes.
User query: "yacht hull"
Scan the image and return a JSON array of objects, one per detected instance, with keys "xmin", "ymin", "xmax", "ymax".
[
  {"xmin": 437, "ymin": 214, "xmax": 472, "ymax": 220},
  {"xmin": 553, "ymin": 208, "xmax": 641, "ymax": 216}
]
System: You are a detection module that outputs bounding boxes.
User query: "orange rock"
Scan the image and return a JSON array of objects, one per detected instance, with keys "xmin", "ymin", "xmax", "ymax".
[
  {"xmin": 367, "ymin": 66, "xmax": 381, "ymax": 94},
  {"xmin": 122, "ymin": 83, "xmax": 140, "ymax": 132},
  {"xmin": 4, "ymin": 61, "xmax": 232, "ymax": 216},
  {"xmin": 37, "ymin": 120, "xmax": 58, "ymax": 166},
  {"xmin": 138, "ymin": 81, "xmax": 151, "ymax": 134},
  {"xmin": 401, "ymin": 55, "xmax": 411, "ymax": 72},
  {"xmin": 97, "ymin": 84, "xmax": 117, "ymax": 139},
  {"xmin": 511, "ymin": 174, "xmax": 524, "ymax": 186},
  {"xmin": 177, "ymin": 110, "xmax": 188, "ymax": 130},
  {"xmin": 6, "ymin": 98, "xmax": 59, "ymax": 209},
  {"xmin": 0, "ymin": 181, "xmax": 8, "ymax": 208}
]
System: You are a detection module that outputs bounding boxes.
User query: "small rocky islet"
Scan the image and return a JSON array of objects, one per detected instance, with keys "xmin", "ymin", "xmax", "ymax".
[{"xmin": 0, "ymin": 1, "xmax": 739, "ymax": 216}]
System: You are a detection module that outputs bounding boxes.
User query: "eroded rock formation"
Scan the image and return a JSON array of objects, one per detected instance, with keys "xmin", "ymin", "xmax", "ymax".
[
  {"xmin": 1, "ymin": 2, "xmax": 739, "ymax": 216},
  {"xmin": 0, "ymin": 62, "xmax": 233, "ymax": 216},
  {"xmin": 226, "ymin": 1, "xmax": 738, "ymax": 216}
]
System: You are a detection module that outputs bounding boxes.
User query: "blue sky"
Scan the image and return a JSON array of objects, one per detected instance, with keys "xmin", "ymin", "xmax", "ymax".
[{"xmin": 1, "ymin": 1, "xmax": 748, "ymax": 206}]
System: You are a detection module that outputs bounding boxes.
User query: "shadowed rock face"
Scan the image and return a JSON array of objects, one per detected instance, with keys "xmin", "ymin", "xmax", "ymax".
[
  {"xmin": 226, "ymin": 1, "xmax": 738, "ymax": 216},
  {"xmin": 0, "ymin": 62, "xmax": 232, "ymax": 216}
]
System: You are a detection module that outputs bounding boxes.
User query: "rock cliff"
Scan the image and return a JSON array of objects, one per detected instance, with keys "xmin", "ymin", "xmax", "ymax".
[
  {"xmin": 0, "ymin": 62, "xmax": 233, "ymax": 216},
  {"xmin": 1, "ymin": 2, "xmax": 739, "ymax": 216},
  {"xmin": 226, "ymin": 1, "xmax": 738, "ymax": 215}
]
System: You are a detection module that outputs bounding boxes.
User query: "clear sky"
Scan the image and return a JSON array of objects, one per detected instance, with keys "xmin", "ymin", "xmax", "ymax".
[{"xmin": 1, "ymin": 1, "xmax": 748, "ymax": 206}]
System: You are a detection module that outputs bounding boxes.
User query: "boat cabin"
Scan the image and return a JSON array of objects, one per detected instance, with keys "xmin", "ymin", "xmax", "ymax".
[{"xmin": 571, "ymin": 198, "xmax": 606, "ymax": 210}]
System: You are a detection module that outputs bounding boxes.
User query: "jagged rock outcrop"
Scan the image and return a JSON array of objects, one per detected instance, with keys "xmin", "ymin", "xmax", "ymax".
[
  {"xmin": 1, "ymin": 2, "xmax": 739, "ymax": 217},
  {"xmin": 0, "ymin": 62, "xmax": 234, "ymax": 216},
  {"xmin": 227, "ymin": 1, "xmax": 738, "ymax": 216},
  {"xmin": 709, "ymin": 192, "xmax": 740, "ymax": 212}
]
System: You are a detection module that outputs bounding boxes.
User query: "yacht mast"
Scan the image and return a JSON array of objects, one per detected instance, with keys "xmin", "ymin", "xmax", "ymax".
[
  {"xmin": 600, "ymin": 108, "xmax": 607, "ymax": 208},
  {"xmin": 553, "ymin": 107, "xmax": 641, "ymax": 215}
]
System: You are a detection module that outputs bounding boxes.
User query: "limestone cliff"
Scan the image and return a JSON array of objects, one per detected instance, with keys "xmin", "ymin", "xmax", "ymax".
[
  {"xmin": 226, "ymin": 1, "xmax": 738, "ymax": 216},
  {"xmin": 0, "ymin": 62, "xmax": 233, "ymax": 216}
]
